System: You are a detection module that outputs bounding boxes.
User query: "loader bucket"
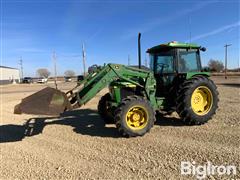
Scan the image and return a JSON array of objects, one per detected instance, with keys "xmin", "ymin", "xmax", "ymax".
[{"xmin": 14, "ymin": 87, "xmax": 72, "ymax": 116}]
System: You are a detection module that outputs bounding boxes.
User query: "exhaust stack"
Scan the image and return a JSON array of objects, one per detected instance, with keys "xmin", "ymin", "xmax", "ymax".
[{"xmin": 138, "ymin": 33, "xmax": 141, "ymax": 69}]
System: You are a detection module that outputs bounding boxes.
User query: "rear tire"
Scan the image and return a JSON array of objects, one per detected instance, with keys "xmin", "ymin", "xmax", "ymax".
[
  {"xmin": 98, "ymin": 93, "xmax": 114, "ymax": 124},
  {"xmin": 176, "ymin": 76, "xmax": 219, "ymax": 125},
  {"xmin": 115, "ymin": 96, "xmax": 155, "ymax": 137}
]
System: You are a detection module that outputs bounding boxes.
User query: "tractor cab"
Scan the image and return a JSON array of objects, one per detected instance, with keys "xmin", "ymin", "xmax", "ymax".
[{"xmin": 147, "ymin": 41, "xmax": 205, "ymax": 97}]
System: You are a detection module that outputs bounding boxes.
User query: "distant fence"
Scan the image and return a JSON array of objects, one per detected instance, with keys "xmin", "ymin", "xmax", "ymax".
[
  {"xmin": 211, "ymin": 72, "xmax": 240, "ymax": 76},
  {"xmin": 47, "ymin": 76, "xmax": 77, "ymax": 82}
]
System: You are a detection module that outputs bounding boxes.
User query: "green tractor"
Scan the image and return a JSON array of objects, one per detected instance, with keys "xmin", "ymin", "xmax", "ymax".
[{"xmin": 15, "ymin": 33, "xmax": 219, "ymax": 137}]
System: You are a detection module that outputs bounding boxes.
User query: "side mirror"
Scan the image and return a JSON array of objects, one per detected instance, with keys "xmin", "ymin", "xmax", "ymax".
[{"xmin": 200, "ymin": 47, "xmax": 207, "ymax": 52}]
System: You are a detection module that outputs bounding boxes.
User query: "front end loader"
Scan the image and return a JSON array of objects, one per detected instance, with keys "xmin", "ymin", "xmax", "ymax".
[{"xmin": 14, "ymin": 34, "xmax": 219, "ymax": 137}]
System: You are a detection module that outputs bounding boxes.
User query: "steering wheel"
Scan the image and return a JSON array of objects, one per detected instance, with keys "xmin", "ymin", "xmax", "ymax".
[{"xmin": 157, "ymin": 63, "xmax": 169, "ymax": 74}]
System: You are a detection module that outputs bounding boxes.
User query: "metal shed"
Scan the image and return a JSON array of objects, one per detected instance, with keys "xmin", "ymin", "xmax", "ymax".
[{"xmin": 0, "ymin": 66, "xmax": 20, "ymax": 85}]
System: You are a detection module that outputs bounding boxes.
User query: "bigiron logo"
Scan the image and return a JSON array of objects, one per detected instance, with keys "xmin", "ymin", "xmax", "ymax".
[{"xmin": 180, "ymin": 161, "xmax": 238, "ymax": 179}]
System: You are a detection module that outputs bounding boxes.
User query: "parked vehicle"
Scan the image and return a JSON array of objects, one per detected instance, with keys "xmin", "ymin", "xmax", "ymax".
[
  {"xmin": 37, "ymin": 77, "xmax": 48, "ymax": 83},
  {"xmin": 77, "ymin": 75, "xmax": 84, "ymax": 82},
  {"xmin": 88, "ymin": 64, "xmax": 100, "ymax": 74},
  {"xmin": 64, "ymin": 77, "xmax": 72, "ymax": 82},
  {"xmin": 22, "ymin": 77, "xmax": 33, "ymax": 83}
]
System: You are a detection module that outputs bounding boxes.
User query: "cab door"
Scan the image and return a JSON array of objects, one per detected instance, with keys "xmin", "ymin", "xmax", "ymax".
[{"xmin": 152, "ymin": 48, "xmax": 177, "ymax": 97}]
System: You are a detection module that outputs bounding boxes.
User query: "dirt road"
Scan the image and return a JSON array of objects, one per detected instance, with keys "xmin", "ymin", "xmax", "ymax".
[{"xmin": 0, "ymin": 77, "xmax": 239, "ymax": 179}]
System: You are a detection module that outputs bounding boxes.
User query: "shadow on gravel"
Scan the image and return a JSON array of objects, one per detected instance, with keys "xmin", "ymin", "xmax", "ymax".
[
  {"xmin": 1, "ymin": 109, "xmax": 187, "ymax": 143},
  {"xmin": 155, "ymin": 113, "xmax": 186, "ymax": 127},
  {"xmin": 0, "ymin": 109, "xmax": 119, "ymax": 143}
]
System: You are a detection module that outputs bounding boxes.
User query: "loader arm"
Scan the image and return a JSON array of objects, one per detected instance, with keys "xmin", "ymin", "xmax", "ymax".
[
  {"xmin": 67, "ymin": 63, "xmax": 157, "ymax": 108},
  {"xmin": 14, "ymin": 63, "xmax": 157, "ymax": 116}
]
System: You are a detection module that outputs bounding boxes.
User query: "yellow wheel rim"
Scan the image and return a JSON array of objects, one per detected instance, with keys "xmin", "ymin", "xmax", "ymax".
[
  {"xmin": 125, "ymin": 106, "xmax": 148, "ymax": 130},
  {"xmin": 191, "ymin": 86, "xmax": 213, "ymax": 116}
]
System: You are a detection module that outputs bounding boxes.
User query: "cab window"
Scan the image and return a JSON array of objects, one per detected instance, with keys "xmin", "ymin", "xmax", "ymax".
[
  {"xmin": 150, "ymin": 49, "xmax": 175, "ymax": 74},
  {"xmin": 178, "ymin": 50, "xmax": 200, "ymax": 72}
]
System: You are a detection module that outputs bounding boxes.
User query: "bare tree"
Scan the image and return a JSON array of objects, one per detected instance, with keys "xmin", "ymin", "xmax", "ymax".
[
  {"xmin": 208, "ymin": 59, "xmax": 224, "ymax": 72},
  {"xmin": 36, "ymin": 68, "xmax": 51, "ymax": 78},
  {"xmin": 64, "ymin": 70, "xmax": 75, "ymax": 77}
]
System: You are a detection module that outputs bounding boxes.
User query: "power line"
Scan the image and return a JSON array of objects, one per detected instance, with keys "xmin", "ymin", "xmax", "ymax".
[{"xmin": 224, "ymin": 44, "xmax": 232, "ymax": 79}]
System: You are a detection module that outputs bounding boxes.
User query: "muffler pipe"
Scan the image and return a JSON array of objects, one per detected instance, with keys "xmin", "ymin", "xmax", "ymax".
[{"xmin": 138, "ymin": 32, "xmax": 141, "ymax": 69}]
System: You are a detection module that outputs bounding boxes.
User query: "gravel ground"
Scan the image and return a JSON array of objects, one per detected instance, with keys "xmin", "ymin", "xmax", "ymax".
[{"xmin": 0, "ymin": 77, "xmax": 239, "ymax": 179}]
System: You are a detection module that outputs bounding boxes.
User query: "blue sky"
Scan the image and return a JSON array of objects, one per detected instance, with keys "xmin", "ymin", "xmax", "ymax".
[{"xmin": 1, "ymin": 0, "xmax": 239, "ymax": 77}]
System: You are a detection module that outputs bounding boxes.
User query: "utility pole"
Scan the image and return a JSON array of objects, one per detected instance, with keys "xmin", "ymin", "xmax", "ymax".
[
  {"xmin": 19, "ymin": 57, "xmax": 23, "ymax": 82},
  {"xmin": 128, "ymin": 55, "xmax": 130, "ymax": 66},
  {"xmin": 52, "ymin": 51, "xmax": 57, "ymax": 89},
  {"xmin": 238, "ymin": 56, "xmax": 240, "ymax": 72},
  {"xmin": 144, "ymin": 54, "xmax": 148, "ymax": 67},
  {"xmin": 224, "ymin": 44, "xmax": 232, "ymax": 79},
  {"xmin": 82, "ymin": 43, "xmax": 86, "ymax": 76}
]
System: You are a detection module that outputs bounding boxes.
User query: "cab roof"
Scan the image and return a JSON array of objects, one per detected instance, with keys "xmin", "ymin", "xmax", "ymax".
[{"xmin": 147, "ymin": 41, "xmax": 201, "ymax": 53}]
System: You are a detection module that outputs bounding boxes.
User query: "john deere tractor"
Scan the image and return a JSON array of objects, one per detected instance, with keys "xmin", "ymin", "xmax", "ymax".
[{"xmin": 15, "ymin": 33, "xmax": 219, "ymax": 137}]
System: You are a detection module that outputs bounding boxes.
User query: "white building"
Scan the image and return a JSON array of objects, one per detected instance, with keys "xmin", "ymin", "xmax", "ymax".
[{"xmin": 0, "ymin": 66, "xmax": 20, "ymax": 85}]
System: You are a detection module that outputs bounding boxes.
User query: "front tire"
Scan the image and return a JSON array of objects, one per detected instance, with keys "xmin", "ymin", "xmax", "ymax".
[
  {"xmin": 115, "ymin": 96, "xmax": 155, "ymax": 137},
  {"xmin": 176, "ymin": 76, "xmax": 219, "ymax": 125},
  {"xmin": 98, "ymin": 93, "xmax": 114, "ymax": 124}
]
